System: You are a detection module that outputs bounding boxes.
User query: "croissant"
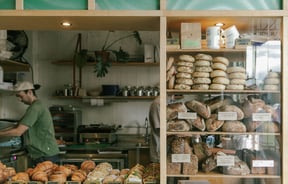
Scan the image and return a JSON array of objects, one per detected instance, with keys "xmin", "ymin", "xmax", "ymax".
[
  {"xmin": 71, "ymin": 169, "xmax": 87, "ymax": 182},
  {"xmin": 3, "ymin": 167, "xmax": 16, "ymax": 177},
  {"xmin": 49, "ymin": 173, "xmax": 67, "ymax": 184},
  {"xmin": 11, "ymin": 172, "xmax": 30, "ymax": 181},
  {"xmin": 31, "ymin": 171, "xmax": 48, "ymax": 182},
  {"xmin": 54, "ymin": 165, "xmax": 72, "ymax": 177},
  {"xmin": 80, "ymin": 160, "xmax": 95, "ymax": 173},
  {"xmin": 36, "ymin": 161, "xmax": 54, "ymax": 171},
  {"xmin": 64, "ymin": 164, "xmax": 78, "ymax": 172}
]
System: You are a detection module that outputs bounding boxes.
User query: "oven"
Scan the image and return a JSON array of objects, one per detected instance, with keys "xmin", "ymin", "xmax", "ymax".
[{"xmin": 49, "ymin": 105, "xmax": 82, "ymax": 143}]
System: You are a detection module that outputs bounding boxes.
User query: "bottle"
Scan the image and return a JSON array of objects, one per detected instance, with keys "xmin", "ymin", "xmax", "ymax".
[{"xmin": 0, "ymin": 66, "xmax": 3, "ymax": 83}]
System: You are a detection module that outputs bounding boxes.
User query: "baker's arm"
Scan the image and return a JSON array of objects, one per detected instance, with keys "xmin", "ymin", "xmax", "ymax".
[{"xmin": 0, "ymin": 124, "xmax": 28, "ymax": 137}]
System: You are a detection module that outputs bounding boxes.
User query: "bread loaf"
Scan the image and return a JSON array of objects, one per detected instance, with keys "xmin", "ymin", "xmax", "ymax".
[
  {"xmin": 222, "ymin": 120, "xmax": 246, "ymax": 132},
  {"xmin": 80, "ymin": 160, "xmax": 96, "ymax": 173},
  {"xmin": 167, "ymin": 155, "xmax": 181, "ymax": 175},
  {"xmin": 167, "ymin": 120, "xmax": 190, "ymax": 131},
  {"xmin": 167, "ymin": 102, "xmax": 187, "ymax": 120},
  {"xmin": 219, "ymin": 105, "xmax": 244, "ymax": 120},
  {"xmin": 185, "ymin": 100, "xmax": 211, "ymax": 119},
  {"xmin": 186, "ymin": 115, "xmax": 205, "ymax": 131},
  {"xmin": 183, "ymin": 155, "xmax": 198, "ymax": 175},
  {"xmin": 205, "ymin": 114, "xmax": 224, "ymax": 132},
  {"xmin": 195, "ymin": 53, "xmax": 213, "ymax": 61}
]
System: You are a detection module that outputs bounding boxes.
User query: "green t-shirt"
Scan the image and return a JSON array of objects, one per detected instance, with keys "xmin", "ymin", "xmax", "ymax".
[{"xmin": 20, "ymin": 100, "xmax": 59, "ymax": 159}]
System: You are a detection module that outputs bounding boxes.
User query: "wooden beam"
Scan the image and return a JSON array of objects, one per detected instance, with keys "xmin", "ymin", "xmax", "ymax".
[
  {"xmin": 88, "ymin": 0, "xmax": 95, "ymax": 10},
  {"xmin": 15, "ymin": 0, "xmax": 23, "ymax": 10}
]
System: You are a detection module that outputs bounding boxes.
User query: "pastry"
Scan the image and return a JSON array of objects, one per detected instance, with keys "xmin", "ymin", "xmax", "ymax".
[
  {"xmin": 211, "ymin": 63, "xmax": 227, "ymax": 71},
  {"xmin": 209, "ymin": 83, "xmax": 226, "ymax": 90},
  {"xmin": 176, "ymin": 78, "xmax": 193, "ymax": 85},
  {"xmin": 176, "ymin": 72, "xmax": 192, "ymax": 79},
  {"xmin": 174, "ymin": 83, "xmax": 191, "ymax": 90},
  {"xmin": 192, "ymin": 84, "xmax": 210, "ymax": 90},
  {"xmin": 210, "ymin": 70, "xmax": 227, "ymax": 78},
  {"xmin": 195, "ymin": 53, "xmax": 213, "ymax": 61},
  {"xmin": 193, "ymin": 77, "xmax": 211, "ymax": 84},
  {"xmin": 213, "ymin": 56, "xmax": 229, "ymax": 66},
  {"xmin": 192, "ymin": 71, "xmax": 210, "ymax": 78},
  {"xmin": 179, "ymin": 54, "xmax": 195, "ymax": 62},
  {"xmin": 195, "ymin": 66, "xmax": 213, "ymax": 73},
  {"xmin": 195, "ymin": 60, "xmax": 211, "ymax": 67},
  {"xmin": 166, "ymin": 56, "xmax": 174, "ymax": 71},
  {"xmin": 212, "ymin": 77, "xmax": 230, "ymax": 85},
  {"xmin": 80, "ymin": 160, "xmax": 96, "ymax": 173},
  {"xmin": 177, "ymin": 66, "xmax": 193, "ymax": 73},
  {"xmin": 227, "ymin": 66, "xmax": 246, "ymax": 73},
  {"xmin": 176, "ymin": 61, "xmax": 194, "ymax": 67}
]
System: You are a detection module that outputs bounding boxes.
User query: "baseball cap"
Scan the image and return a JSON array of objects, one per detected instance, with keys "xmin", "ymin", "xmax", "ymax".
[{"xmin": 14, "ymin": 81, "xmax": 40, "ymax": 91}]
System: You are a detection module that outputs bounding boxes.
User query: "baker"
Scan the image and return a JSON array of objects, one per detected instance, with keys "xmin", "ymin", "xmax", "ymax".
[{"xmin": 0, "ymin": 81, "xmax": 59, "ymax": 166}]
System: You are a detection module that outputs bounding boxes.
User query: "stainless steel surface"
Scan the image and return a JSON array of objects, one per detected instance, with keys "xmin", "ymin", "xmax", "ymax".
[
  {"xmin": 79, "ymin": 133, "xmax": 117, "ymax": 144},
  {"xmin": 144, "ymin": 117, "xmax": 149, "ymax": 144},
  {"xmin": 0, "ymin": 119, "xmax": 18, "ymax": 131}
]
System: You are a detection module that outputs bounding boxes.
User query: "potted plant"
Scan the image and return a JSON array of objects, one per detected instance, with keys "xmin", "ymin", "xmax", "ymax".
[{"xmin": 94, "ymin": 31, "xmax": 142, "ymax": 77}]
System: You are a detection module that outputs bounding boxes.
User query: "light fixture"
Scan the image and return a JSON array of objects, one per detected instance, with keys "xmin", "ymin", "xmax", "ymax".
[
  {"xmin": 215, "ymin": 22, "xmax": 225, "ymax": 27},
  {"xmin": 61, "ymin": 22, "xmax": 72, "ymax": 27}
]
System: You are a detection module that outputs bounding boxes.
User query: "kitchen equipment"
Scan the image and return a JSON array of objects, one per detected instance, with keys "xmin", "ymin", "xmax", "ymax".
[
  {"xmin": 49, "ymin": 105, "xmax": 82, "ymax": 143},
  {"xmin": 77, "ymin": 124, "xmax": 119, "ymax": 144},
  {"xmin": 101, "ymin": 84, "xmax": 119, "ymax": 96}
]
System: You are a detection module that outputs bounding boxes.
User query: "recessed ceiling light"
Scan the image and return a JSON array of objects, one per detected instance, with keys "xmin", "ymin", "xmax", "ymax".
[
  {"xmin": 61, "ymin": 22, "xmax": 72, "ymax": 27},
  {"xmin": 215, "ymin": 22, "xmax": 224, "ymax": 27}
]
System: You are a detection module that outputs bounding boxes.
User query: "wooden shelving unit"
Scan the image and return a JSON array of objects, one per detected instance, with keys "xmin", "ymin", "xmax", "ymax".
[{"xmin": 0, "ymin": 1, "xmax": 287, "ymax": 183}]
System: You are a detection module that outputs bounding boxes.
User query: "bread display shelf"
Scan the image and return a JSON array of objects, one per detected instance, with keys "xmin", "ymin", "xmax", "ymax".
[
  {"xmin": 167, "ymin": 89, "xmax": 280, "ymax": 94},
  {"xmin": 167, "ymin": 172, "xmax": 280, "ymax": 179},
  {"xmin": 166, "ymin": 131, "xmax": 280, "ymax": 136},
  {"xmin": 167, "ymin": 48, "xmax": 246, "ymax": 53}
]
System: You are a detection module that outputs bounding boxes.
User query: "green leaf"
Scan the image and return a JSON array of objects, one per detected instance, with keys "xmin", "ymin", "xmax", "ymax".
[{"xmin": 74, "ymin": 49, "xmax": 88, "ymax": 68}]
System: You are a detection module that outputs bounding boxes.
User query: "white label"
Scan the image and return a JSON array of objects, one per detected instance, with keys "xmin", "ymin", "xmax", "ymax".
[
  {"xmin": 178, "ymin": 112, "xmax": 197, "ymax": 119},
  {"xmin": 217, "ymin": 155, "xmax": 235, "ymax": 166},
  {"xmin": 218, "ymin": 112, "xmax": 237, "ymax": 120},
  {"xmin": 252, "ymin": 160, "xmax": 274, "ymax": 167},
  {"xmin": 171, "ymin": 154, "xmax": 191, "ymax": 163},
  {"xmin": 252, "ymin": 113, "xmax": 272, "ymax": 121}
]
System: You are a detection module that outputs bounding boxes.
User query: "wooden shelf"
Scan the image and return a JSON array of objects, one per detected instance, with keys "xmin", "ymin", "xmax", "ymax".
[
  {"xmin": 0, "ymin": 59, "xmax": 30, "ymax": 72},
  {"xmin": 166, "ymin": 131, "xmax": 280, "ymax": 136},
  {"xmin": 51, "ymin": 60, "xmax": 159, "ymax": 67},
  {"xmin": 167, "ymin": 48, "xmax": 246, "ymax": 53},
  {"xmin": 167, "ymin": 171, "xmax": 280, "ymax": 179},
  {"xmin": 51, "ymin": 95, "xmax": 158, "ymax": 100},
  {"xmin": 166, "ymin": 89, "xmax": 280, "ymax": 94}
]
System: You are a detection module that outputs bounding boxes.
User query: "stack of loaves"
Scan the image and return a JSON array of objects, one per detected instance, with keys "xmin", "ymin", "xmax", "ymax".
[
  {"xmin": 192, "ymin": 53, "xmax": 213, "ymax": 90},
  {"xmin": 263, "ymin": 71, "xmax": 280, "ymax": 91},
  {"xmin": 226, "ymin": 66, "xmax": 247, "ymax": 90},
  {"xmin": 209, "ymin": 56, "xmax": 230, "ymax": 90},
  {"xmin": 174, "ymin": 55, "xmax": 195, "ymax": 90}
]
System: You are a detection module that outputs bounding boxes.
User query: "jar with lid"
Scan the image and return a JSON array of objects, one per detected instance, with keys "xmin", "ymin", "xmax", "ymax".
[{"xmin": 64, "ymin": 84, "xmax": 73, "ymax": 96}]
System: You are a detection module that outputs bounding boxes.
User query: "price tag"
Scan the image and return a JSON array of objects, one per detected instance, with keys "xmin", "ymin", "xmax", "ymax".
[
  {"xmin": 218, "ymin": 112, "xmax": 237, "ymax": 120},
  {"xmin": 252, "ymin": 160, "xmax": 274, "ymax": 167},
  {"xmin": 217, "ymin": 155, "xmax": 235, "ymax": 166},
  {"xmin": 171, "ymin": 154, "xmax": 191, "ymax": 163},
  {"xmin": 178, "ymin": 112, "xmax": 197, "ymax": 119},
  {"xmin": 252, "ymin": 113, "xmax": 272, "ymax": 121}
]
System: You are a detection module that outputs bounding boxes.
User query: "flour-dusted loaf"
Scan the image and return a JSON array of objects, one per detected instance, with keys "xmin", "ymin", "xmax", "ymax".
[
  {"xmin": 171, "ymin": 136, "xmax": 185, "ymax": 154},
  {"xmin": 221, "ymin": 155, "xmax": 250, "ymax": 175},
  {"xmin": 186, "ymin": 115, "xmax": 206, "ymax": 131},
  {"xmin": 183, "ymin": 154, "xmax": 199, "ymax": 175},
  {"xmin": 192, "ymin": 142, "xmax": 213, "ymax": 163},
  {"xmin": 185, "ymin": 100, "xmax": 211, "ymax": 119},
  {"xmin": 205, "ymin": 114, "xmax": 224, "ymax": 132},
  {"xmin": 219, "ymin": 105, "xmax": 244, "ymax": 120},
  {"xmin": 167, "ymin": 120, "xmax": 191, "ymax": 131},
  {"xmin": 195, "ymin": 53, "xmax": 213, "ymax": 61},
  {"xmin": 167, "ymin": 155, "xmax": 181, "ymax": 175},
  {"xmin": 241, "ymin": 97, "xmax": 266, "ymax": 118},
  {"xmin": 205, "ymin": 95, "xmax": 234, "ymax": 112},
  {"xmin": 202, "ymin": 155, "xmax": 217, "ymax": 173},
  {"xmin": 222, "ymin": 120, "xmax": 246, "ymax": 132},
  {"xmin": 167, "ymin": 102, "xmax": 188, "ymax": 120}
]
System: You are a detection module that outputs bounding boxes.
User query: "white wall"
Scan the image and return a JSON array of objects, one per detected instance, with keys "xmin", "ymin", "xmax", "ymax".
[{"xmin": 1, "ymin": 30, "xmax": 160, "ymax": 134}]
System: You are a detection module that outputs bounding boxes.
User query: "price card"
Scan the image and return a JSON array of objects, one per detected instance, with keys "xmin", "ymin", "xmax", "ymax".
[
  {"xmin": 218, "ymin": 112, "xmax": 237, "ymax": 120},
  {"xmin": 171, "ymin": 154, "xmax": 191, "ymax": 163},
  {"xmin": 252, "ymin": 113, "xmax": 272, "ymax": 121},
  {"xmin": 252, "ymin": 160, "xmax": 274, "ymax": 167},
  {"xmin": 217, "ymin": 155, "xmax": 235, "ymax": 166},
  {"xmin": 178, "ymin": 112, "xmax": 197, "ymax": 119}
]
